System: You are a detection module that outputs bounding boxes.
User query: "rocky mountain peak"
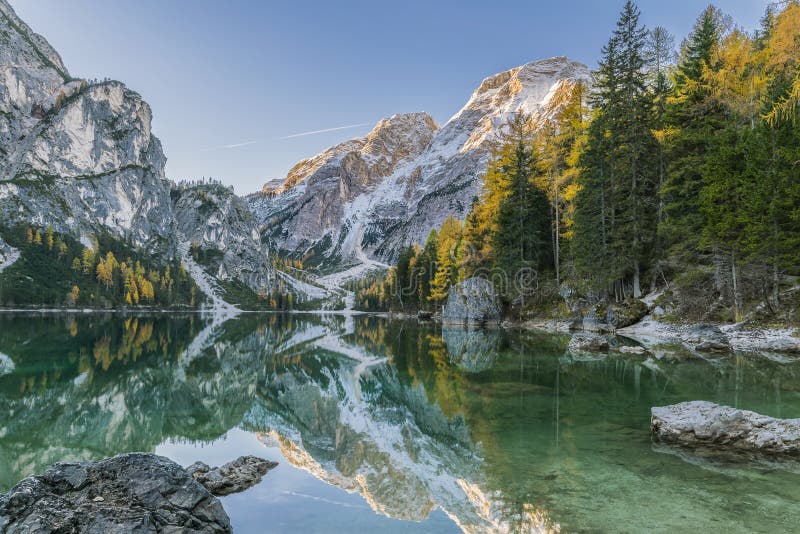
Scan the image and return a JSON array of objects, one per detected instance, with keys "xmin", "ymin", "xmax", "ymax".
[
  {"xmin": 250, "ymin": 57, "xmax": 590, "ymax": 269},
  {"xmin": 362, "ymin": 112, "xmax": 438, "ymax": 158},
  {"xmin": 0, "ymin": 0, "xmax": 69, "ymax": 120}
]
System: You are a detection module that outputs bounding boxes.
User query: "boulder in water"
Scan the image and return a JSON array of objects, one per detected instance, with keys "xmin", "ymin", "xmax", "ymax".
[
  {"xmin": 0, "ymin": 453, "xmax": 231, "ymax": 533},
  {"xmin": 442, "ymin": 278, "xmax": 501, "ymax": 326},
  {"xmin": 651, "ymin": 401, "xmax": 800, "ymax": 456},
  {"xmin": 186, "ymin": 456, "xmax": 278, "ymax": 496}
]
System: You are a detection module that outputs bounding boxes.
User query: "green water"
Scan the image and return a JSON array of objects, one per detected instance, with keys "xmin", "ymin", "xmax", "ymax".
[{"xmin": 0, "ymin": 312, "xmax": 799, "ymax": 533}]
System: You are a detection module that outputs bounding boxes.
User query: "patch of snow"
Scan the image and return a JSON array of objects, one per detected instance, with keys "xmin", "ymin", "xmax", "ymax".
[
  {"xmin": 276, "ymin": 271, "xmax": 328, "ymax": 300},
  {"xmin": 176, "ymin": 236, "xmax": 239, "ymax": 313},
  {"xmin": 0, "ymin": 242, "xmax": 20, "ymax": 274},
  {"xmin": 0, "ymin": 352, "xmax": 14, "ymax": 376}
]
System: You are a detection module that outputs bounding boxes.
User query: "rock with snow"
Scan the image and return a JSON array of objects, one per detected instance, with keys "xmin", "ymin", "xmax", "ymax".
[
  {"xmin": 186, "ymin": 456, "xmax": 277, "ymax": 496},
  {"xmin": 0, "ymin": 453, "xmax": 231, "ymax": 533},
  {"xmin": 442, "ymin": 278, "xmax": 501, "ymax": 326},
  {"xmin": 172, "ymin": 183, "xmax": 276, "ymax": 295},
  {"xmin": 651, "ymin": 401, "xmax": 800, "ymax": 456},
  {"xmin": 0, "ymin": 351, "xmax": 14, "ymax": 376},
  {"xmin": 0, "ymin": 236, "xmax": 19, "ymax": 274},
  {"xmin": 249, "ymin": 57, "xmax": 590, "ymax": 270}
]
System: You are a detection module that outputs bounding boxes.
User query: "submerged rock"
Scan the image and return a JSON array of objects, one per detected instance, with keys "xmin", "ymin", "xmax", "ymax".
[
  {"xmin": 568, "ymin": 333, "xmax": 610, "ymax": 354},
  {"xmin": 186, "ymin": 456, "xmax": 278, "ymax": 496},
  {"xmin": 618, "ymin": 345, "xmax": 648, "ymax": 355},
  {"xmin": 651, "ymin": 401, "xmax": 800, "ymax": 456},
  {"xmin": 442, "ymin": 278, "xmax": 501, "ymax": 326},
  {"xmin": 0, "ymin": 453, "xmax": 231, "ymax": 533}
]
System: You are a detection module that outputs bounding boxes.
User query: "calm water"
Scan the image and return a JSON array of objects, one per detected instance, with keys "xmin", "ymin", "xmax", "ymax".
[{"xmin": 0, "ymin": 312, "xmax": 799, "ymax": 533}]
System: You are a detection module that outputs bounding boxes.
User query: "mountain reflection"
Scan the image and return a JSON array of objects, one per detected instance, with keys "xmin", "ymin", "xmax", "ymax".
[{"xmin": 1, "ymin": 313, "xmax": 799, "ymax": 532}]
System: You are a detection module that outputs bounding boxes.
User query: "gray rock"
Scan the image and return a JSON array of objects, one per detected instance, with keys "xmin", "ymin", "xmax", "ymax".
[
  {"xmin": 581, "ymin": 316, "xmax": 613, "ymax": 333},
  {"xmin": 651, "ymin": 401, "xmax": 800, "ymax": 456},
  {"xmin": 0, "ymin": 0, "xmax": 319, "ymax": 304},
  {"xmin": 605, "ymin": 300, "xmax": 649, "ymax": 329},
  {"xmin": 566, "ymin": 315, "xmax": 583, "ymax": 331},
  {"xmin": 186, "ymin": 456, "xmax": 277, "ymax": 496},
  {"xmin": 687, "ymin": 324, "xmax": 731, "ymax": 353},
  {"xmin": 568, "ymin": 333, "xmax": 610, "ymax": 354},
  {"xmin": 0, "ymin": 453, "xmax": 231, "ymax": 533},
  {"xmin": 172, "ymin": 183, "xmax": 276, "ymax": 294},
  {"xmin": 442, "ymin": 278, "xmax": 501, "ymax": 326}
]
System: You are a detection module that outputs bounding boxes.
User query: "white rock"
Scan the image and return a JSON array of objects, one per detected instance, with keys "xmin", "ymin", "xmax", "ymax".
[{"xmin": 651, "ymin": 401, "xmax": 800, "ymax": 455}]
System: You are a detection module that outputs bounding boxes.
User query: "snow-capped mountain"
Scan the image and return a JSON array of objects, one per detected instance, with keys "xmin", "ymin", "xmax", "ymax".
[{"xmin": 248, "ymin": 57, "xmax": 590, "ymax": 268}]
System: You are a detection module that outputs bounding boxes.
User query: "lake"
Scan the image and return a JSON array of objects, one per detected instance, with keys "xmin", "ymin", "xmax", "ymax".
[{"xmin": 0, "ymin": 312, "xmax": 798, "ymax": 533}]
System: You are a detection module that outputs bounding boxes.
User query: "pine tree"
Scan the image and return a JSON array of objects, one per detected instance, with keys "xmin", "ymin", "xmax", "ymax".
[
  {"xmin": 662, "ymin": 6, "xmax": 725, "ymax": 255},
  {"xmin": 491, "ymin": 115, "xmax": 553, "ymax": 301},
  {"xmin": 429, "ymin": 216, "xmax": 462, "ymax": 304},
  {"xmin": 574, "ymin": 0, "xmax": 658, "ymax": 298}
]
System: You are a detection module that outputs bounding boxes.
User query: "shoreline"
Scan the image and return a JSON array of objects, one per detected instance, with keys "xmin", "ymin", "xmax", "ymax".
[{"xmin": 519, "ymin": 315, "xmax": 800, "ymax": 355}]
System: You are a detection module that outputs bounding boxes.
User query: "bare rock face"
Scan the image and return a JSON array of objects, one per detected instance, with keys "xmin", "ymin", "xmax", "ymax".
[
  {"xmin": 0, "ymin": 0, "xmax": 174, "ymax": 256},
  {"xmin": 442, "ymin": 278, "xmax": 501, "ymax": 326},
  {"xmin": 172, "ymin": 183, "xmax": 276, "ymax": 294},
  {"xmin": 249, "ymin": 57, "xmax": 590, "ymax": 269},
  {"xmin": 651, "ymin": 401, "xmax": 800, "ymax": 456},
  {"xmin": 186, "ymin": 456, "xmax": 278, "ymax": 496},
  {"xmin": 0, "ymin": 453, "xmax": 231, "ymax": 533}
]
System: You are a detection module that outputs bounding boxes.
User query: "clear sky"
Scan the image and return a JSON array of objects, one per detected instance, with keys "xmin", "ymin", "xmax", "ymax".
[{"xmin": 11, "ymin": 0, "xmax": 769, "ymax": 194}]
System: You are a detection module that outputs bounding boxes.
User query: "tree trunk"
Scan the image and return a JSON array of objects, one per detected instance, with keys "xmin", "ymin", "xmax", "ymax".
[
  {"xmin": 633, "ymin": 260, "xmax": 641, "ymax": 299},
  {"xmin": 554, "ymin": 185, "xmax": 561, "ymax": 287},
  {"xmin": 731, "ymin": 248, "xmax": 741, "ymax": 322}
]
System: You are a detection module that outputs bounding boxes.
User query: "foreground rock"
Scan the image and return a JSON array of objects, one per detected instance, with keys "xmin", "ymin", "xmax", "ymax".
[
  {"xmin": 651, "ymin": 401, "xmax": 800, "ymax": 456},
  {"xmin": 442, "ymin": 278, "xmax": 501, "ymax": 326},
  {"xmin": 0, "ymin": 453, "xmax": 231, "ymax": 533},
  {"xmin": 187, "ymin": 456, "xmax": 278, "ymax": 496}
]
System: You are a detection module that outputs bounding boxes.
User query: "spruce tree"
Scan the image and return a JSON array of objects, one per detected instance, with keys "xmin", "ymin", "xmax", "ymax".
[
  {"xmin": 574, "ymin": 0, "xmax": 658, "ymax": 298},
  {"xmin": 492, "ymin": 116, "xmax": 553, "ymax": 301}
]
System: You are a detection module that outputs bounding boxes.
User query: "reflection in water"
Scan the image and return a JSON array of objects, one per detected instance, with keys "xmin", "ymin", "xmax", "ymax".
[{"xmin": 0, "ymin": 313, "xmax": 799, "ymax": 532}]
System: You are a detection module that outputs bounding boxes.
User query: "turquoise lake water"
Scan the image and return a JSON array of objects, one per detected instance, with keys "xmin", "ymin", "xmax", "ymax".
[{"xmin": 0, "ymin": 312, "xmax": 798, "ymax": 533}]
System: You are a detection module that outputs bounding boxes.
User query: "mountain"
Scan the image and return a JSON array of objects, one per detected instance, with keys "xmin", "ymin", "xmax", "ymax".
[
  {"xmin": 248, "ymin": 57, "xmax": 590, "ymax": 270},
  {"xmin": 0, "ymin": 0, "xmax": 289, "ymax": 308}
]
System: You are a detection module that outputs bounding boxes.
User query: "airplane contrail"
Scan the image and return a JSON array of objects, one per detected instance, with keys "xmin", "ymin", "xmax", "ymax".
[
  {"xmin": 279, "ymin": 122, "xmax": 370, "ymax": 139},
  {"xmin": 201, "ymin": 122, "xmax": 371, "ymax": 151},
  {"xmin": 222, "ymin": 140, "xmax": 258, "ymax": 149}
]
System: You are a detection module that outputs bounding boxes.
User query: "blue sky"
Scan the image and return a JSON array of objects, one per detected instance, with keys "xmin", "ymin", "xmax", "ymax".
[{"xmin": 11, "ymin": 0, "xmax": 769, "ymax": 194}]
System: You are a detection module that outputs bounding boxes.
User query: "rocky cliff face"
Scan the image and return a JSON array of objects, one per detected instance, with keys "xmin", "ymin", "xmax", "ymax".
[
  {"xmin": 0, "ymin": 0, "xmax": 284, "ymax": 304},
  {"xmin": 249, "ymin": 57, "xmax": 589, "ymax": 269},
  {"xmin": 0, "ymin": 1, "xmax": 173, "ymax": 255},
  {"xmin": 172, "ymin": 183, "xmax": 275, "ymax": 294}
]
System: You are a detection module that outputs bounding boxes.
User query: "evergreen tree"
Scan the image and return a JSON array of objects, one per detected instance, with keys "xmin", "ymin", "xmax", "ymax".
[
  {"xmin": 662, "ymin": 6, "xmax": 725, "ymax": 255},
  {"xmin": 491, "ymin": 115, "xmax": 553, "ymax": 301},
  {"xmin": 574, "ymin": 0, "xmax": 658, "ymax": 298}
]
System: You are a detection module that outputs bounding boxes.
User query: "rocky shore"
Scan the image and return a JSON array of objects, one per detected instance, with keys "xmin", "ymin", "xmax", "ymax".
[
  {"xmin": 0, "ymin": 454, "xmax": 276, "ymax": 533},
  {"xmin": 523, "ymin": 314, "xmax": 799, "ymax": 357}
]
